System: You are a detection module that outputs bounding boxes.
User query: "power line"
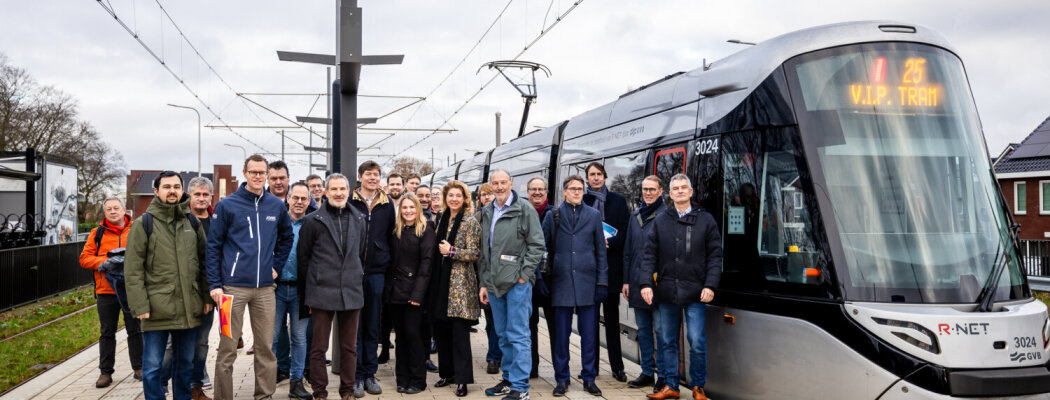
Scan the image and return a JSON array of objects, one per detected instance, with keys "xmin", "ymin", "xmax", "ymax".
[
  {"xmin": 95, "ymin": 0, "xmax": 273, "ymax": 153},
  {"xmin": 388, "ymin": 0, "xmax": 585, "ymax": 160}
]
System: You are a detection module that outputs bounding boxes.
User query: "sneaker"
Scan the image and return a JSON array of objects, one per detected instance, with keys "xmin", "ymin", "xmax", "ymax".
[
  {"xmin": 485, "ymin": 380, "xmax": 511, "ymax": 396},
  {"xmin": 364, "ymin": 377, "xmax": 382, "ymax": 395},
  {"xmin": 552, "ymin": 381, "xmax": 568, "ymax": 397},
  {"xmin": 353, "ymin": 382, "xmax": 365, "ymax": 398},
  {"xmin": 501, "ymin": 390, "xmax": 529, "ymax": 400}
]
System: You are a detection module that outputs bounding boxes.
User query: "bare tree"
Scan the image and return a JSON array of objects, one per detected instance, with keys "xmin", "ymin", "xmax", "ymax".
[
  {"xmin": 389, "ymin": 155, "xmax": 436, "ymax": 178},
  {"xmin": 0, "ymin": 54, "xmax": 127, "ymax": 223}
]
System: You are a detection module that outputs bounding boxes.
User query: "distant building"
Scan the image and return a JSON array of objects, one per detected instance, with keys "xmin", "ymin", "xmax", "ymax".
[
  {"xmin": 126, "ymin": 165, "xmax": 237, "ymax": 217},
  {"xmin": 995, "ymin": 116, "xmax": 1050, "ymax": 240}
]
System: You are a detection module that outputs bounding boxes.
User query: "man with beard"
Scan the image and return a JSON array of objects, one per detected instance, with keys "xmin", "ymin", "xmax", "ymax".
[{"xmin": 386, "ymin": 173, "xmax": 405, "ymax": 201}]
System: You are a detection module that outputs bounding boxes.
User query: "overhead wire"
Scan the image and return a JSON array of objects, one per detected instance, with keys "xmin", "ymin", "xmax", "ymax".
[{"xmin": 387, "ymin": 0, "xmax": 585, "ymax": 160}]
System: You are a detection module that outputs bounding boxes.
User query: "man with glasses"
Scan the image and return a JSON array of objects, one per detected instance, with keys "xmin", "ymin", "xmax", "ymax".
[
  {"xmin": 207, "ymin": 155, "xmax": 295, "ymax": 400},
  {"xmin": 306, "ymin": 174, "xmax": 325, "ymax": 205},
  {"xmin": 524, "ymin": 177, "xmax": 555, "ymax": 379},
  {"xmin": 641, "ymin": 174, "xmax": 721, "ymax": 400},
  {"xmin": 623, "ymin": 176, "xmax": 667, "ymax": 392},
  {"xmin": 581, "ymin": 162, "xmax": 630, "ymax": 382},
  {"xmin": 543, "ymin": 175, "xmax": 608, "ymax": 397},
  {"xmin": 273, "ymin": 182, "xmax": 315, "ymax": 399}
]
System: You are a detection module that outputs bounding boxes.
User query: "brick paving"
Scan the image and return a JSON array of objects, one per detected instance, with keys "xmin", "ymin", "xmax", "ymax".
[{"xmin": 4, "ymin": 311, "xmax": 650, "ymax": 400}]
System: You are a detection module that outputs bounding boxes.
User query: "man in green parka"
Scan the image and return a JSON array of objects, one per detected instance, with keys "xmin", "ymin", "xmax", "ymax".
[{"xmin": 125, "ymin": 171, "xmax": 212, "ymax": 400}]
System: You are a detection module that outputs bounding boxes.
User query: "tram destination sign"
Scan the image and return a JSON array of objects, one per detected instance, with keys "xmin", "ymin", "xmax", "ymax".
[{"xmin": 849, "ymin": 56, "xmax": 941, "ymax": 108}]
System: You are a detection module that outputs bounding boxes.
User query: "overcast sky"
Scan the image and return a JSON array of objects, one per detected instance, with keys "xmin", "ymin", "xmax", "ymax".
[{"xmin": 2, "ymin": 0, "xmax": 1048, "ymax": 185}]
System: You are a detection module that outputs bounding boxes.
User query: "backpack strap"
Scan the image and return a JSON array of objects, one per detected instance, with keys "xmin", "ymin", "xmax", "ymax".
[
  {"xmin": 141, "ymin": 213, "xmax": 154, "ymax": 241},
  {"xmin": 94, "ymin": 226, "xmax": 106, "ymax": 256},
  {"xmin": 185, "ymin": 213, "xmax": 200, "ymax": 234}
]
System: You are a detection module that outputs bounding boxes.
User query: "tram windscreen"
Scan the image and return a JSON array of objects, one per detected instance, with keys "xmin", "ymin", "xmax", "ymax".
[{"xmin": 789, "ymin": 43, "xmax": 1025, "ymax": 303}]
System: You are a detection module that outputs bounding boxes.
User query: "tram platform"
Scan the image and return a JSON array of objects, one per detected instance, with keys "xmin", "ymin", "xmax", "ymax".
[{"xmin": 3, "ymin": 312, "xmax": 650, "ymax": 400}]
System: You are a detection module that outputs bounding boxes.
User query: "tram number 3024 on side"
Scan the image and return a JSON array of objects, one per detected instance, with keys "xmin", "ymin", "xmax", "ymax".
[{"xmin": 695, "ymin": 137, "xmax": 720, "ymax": 155}]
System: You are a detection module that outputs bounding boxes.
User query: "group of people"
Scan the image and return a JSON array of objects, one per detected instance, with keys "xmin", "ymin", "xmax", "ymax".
[{"xmin": 79, "ymin": 155, "xmax": 722, "ymax": 400}]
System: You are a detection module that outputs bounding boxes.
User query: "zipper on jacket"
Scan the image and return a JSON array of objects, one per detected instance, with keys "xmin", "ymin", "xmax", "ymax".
[
  {"xmin": 255, "ymin": 196, "xmax": 262, "ymax": 287},
  {"xmin": 230, "ymin": 251, "xmax": 241, "ymax": 277},
  {"xmin": 246, "ymin": 216, "xmax": 254, "ymax": 239},
  {"xmin": 363, "ymin": 208, "xmax": 372, "ymax": 261}
]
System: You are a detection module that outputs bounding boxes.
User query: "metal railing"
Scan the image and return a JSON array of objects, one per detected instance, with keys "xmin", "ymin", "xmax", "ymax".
[
  {"xmin": 1021, "ymin": 239, "xmax": 1050, "ymax": 277},
  {"xmin": 0, "ymin": 241, "xmax": 91, "ymax": 312}
]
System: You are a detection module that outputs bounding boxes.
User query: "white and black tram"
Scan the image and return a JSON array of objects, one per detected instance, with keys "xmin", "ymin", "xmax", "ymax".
[{"xmin": 419, "ymin": 21, "xmax": 1050, "ymax": 399}]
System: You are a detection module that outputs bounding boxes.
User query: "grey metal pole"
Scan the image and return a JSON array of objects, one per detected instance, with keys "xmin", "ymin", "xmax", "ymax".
[
  {"xmin": 281, "ymin": 130, "xmax": 285, "ymax": 161},
  {"xmin": 168, "ymin": 104, "xmax": 202, "ymax": 176},
  {"xmin": 224, "ymin": 144, "xmax": 247, "ymax": 160},
  {"xmin": 326, "ymin": 67, "xmax": 332, "ymax": 172},
  {"xmin": 495, "ymin": 112, "xmax": 501, "ymax": 147}
]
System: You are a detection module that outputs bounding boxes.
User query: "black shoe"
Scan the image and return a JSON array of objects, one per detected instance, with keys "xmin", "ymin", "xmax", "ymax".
[
  {"xmin": 628, "ymin": 373, "xmax": 655, "ymax": 388},
  {"xmin": 426, "ymin": 360, "xmax": 439, "ymax": 372},
  {"xmin": 529, "ymin": 367, "xmax": 538, "ymax": 379},
  {"xmin": 552, "ymin": 381, "xmax": 568, "ymax": 397},
  {"xmin": 455, "ymin": 384, "xmax": 468, "ymax": 397},
  {"xmin": 277, "ymin": 370, "xmax": 290, "ymax": 384},
  {"xmin": 434, "ymin": 378, "xmax": 455, "ymax": 388},
  {"xmin": 653, "ymin": 377, "xmax": 666, "ymax": 394},
  {"xmin": 378, "ymin": 350, "xmax": 389, "ymax": 364},
  {"xmin": 583, "ymin": 381, "xmax": 602, "ymax": 396},
  {"xmin": 612, "ymin": 370, "xmax": 627, "ymax": 382},
  {"xmin": 397, "ymin": 386, "xmax": 406, "ymax": 393},
  {"xmin": 404, "ymin": 386, "xmax": 424, "ymax": 395},
  {"xmin": 429, "ymin": 341, "xmax": 438, "ymax": 354},
  {"xmin": 486, "ymin": 360, "xmax": 500, "ymax": 374},
  {"xmin": 385, "ymin": 341, "xmax": 395, "ymax": 349},
  {"xmin": 469, "ymin": 327, "xmax": 478, "ymax": 333},
  {"xmin": 501, "ymin": 389, "xmax": 529, "ymax": 400},
  {"xmin": 289, "ymin": 378, "xmax": 313, "ymax": 399},
  {"xmin": 485, "ymin": 379, "xmax": 511, "ymax": 396},
  {"xmin": 237, "ymin": 338, "xmax": 244, "ymax": 349}
]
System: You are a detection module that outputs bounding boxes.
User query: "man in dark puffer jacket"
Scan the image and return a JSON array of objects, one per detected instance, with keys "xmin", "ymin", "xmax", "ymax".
[{"xmin": 640, "ymin": 174, "xmax": 721, "ymax": 400}]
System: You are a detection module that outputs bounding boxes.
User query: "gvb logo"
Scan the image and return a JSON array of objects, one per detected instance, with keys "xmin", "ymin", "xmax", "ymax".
[{"xmin": 1009, "ymin": 351, "xmax": 1042, "ymax": 363}]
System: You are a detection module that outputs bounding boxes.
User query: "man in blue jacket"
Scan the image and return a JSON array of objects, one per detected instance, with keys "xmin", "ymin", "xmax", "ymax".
[
  {"xmin": 581, "ymin": 162, "xmax": 629, "ymax": 382},
  {"xmin": 622, "ymin": 175, "xmax": 667, "ymax": 392},
  {"xmin": 640, "ymin": 174, "xmax": 721, "ymax": 400},
  {"xmin": 206, "ymin": 154, "xmax": 295, "ymax": 400},
  {"xmin": 543, "ymin": 175, "xmax": 608, "ymax": 397}
]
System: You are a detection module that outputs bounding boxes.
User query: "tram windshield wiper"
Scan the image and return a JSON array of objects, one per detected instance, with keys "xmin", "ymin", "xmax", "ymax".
[{"xmin": 973, "ymin": 237, "xmax": 1007, "ymax": 312}]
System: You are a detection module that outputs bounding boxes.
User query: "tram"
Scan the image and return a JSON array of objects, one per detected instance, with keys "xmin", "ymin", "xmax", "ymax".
[{"xmin": 420, "ymin": 21, "xmax": 1050, "ymax": 399}]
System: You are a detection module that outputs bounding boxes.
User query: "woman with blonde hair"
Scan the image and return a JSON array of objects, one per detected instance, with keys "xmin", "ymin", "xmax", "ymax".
[
  {"xmin": 385, "ymin": 193, "xmax": 436, "ymax": 394},
  {"xmin": 428, "ymin": 180, "xmax": 481, "ymax": 397}
]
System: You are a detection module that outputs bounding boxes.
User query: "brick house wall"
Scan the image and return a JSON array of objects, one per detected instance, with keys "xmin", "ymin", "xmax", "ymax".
[{"xmin": 999, "ymin": 176, "xmax": 1050, "ymax": 240}]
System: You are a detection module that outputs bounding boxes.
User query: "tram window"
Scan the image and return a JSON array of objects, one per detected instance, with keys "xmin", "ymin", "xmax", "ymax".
[
  {"xmin": 723, "ymin": 128, "xmax": 826, "ymax": 290},
  {"xmin": 604, "ymin": 151, "xmax": 648, "ymax": 213},
  {"xmin": 654, "ymin": 147, "xmax": 686, "ymax": 186}
]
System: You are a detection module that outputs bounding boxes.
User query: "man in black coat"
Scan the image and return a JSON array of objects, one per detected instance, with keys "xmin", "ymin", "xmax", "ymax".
[
  {"xmin": 297, "ymin": 173, "xmax": 367, "ymax": 400},
  {"xmin": 526, "ymin": 176, "xmax": 556, "ymax": 379},
  {"xmin": 640, "ymin": 174, "xmax": 721, "ymax": 400},
  {"xmin": 582, "ymin": 162, "xmax": 630, "ymax": 381},
  {"xmin": 622, "ymin": 175, "xmax": 667, "ymax": 392}
]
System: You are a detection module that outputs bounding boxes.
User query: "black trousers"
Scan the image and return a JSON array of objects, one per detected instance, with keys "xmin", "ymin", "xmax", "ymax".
[
  {"xmin": 594, "ymin": 294, "xmax": 624, "ymax": 373},
  {"xmin": 97, "ymin": 294, "xmax": 143, "ymax": 374},
  {"xmin": 434, "ymin": 318, "xmax": 474, "ymax": 384},
  {"xmin": 390, "ymin": 304, "xmax": 427, "ymax": 388},
  {"xmin": 529, "ymin": 302, "xmax": 555, "ymax": 374},
  {"xmin": 379, "ymin": 301, "xmax": 393, "ymax": 355}
]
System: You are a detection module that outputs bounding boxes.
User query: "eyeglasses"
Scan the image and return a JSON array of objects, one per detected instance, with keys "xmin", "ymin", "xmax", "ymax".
[
  {"xmin": 246, "ymin": 170, "xmax": 267, "ymax": 177},
  {"xmin": 565, "ymin": 187, "xmax": 584, "ymax": 193},
  {"xmin": 641, "ymin": 187, "xmax": 660, "ymax": 193},
  {"xmin": 290, "ymin": 196, "xmax": 311, "ymax": 203},
  {"xmin": 527, "ymin": 188, "xmax": 546, "ymax": 192}
]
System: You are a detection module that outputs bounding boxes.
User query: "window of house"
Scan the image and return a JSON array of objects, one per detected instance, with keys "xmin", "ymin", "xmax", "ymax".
[
  {"xmin": 1041, "ymin": 181, "xmax": 1050, "ymax": 215},
  {"xmin": 1016, "ymin": 181, "xmax": 1027, "ymax": 215}
]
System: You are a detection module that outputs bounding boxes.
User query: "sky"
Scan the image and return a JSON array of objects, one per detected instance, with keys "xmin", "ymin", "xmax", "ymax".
[{"xmin": 2, "ymin": 0, "xmax": 1049, "ymax": 186}]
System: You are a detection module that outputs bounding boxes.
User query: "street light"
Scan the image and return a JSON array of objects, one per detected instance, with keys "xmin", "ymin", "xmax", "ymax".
[
  {"xmin": 167, "ymin": 104, "xmax": 202, "ymax": 176},
  {"xmin": 224, "ymin": 143, "xmax": 247, "ymax": 160}
]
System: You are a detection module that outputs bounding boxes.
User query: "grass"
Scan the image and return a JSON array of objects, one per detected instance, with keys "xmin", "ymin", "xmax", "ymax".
[
  {"xmin": 0, "ymin": 286, "xmax": 96, "ymax": 340},
  {"xmin": 0, "ymin": 298, "xmax": 121, "ymax": 394},
  {"xmin": 1034, "ymin": 291, "xmax": 1050, "ymax": 309}
]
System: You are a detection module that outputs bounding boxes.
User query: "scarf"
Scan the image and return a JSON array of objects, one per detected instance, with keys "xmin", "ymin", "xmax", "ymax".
[
  {"xmin": 429, "ymin": 209, "xmax": 464, "ymax": 320},
  {"xmin": 638, "ymin": 199, "xmax": 662, "ymax": 226},
  {"xmin": 586, "ymin": 185, "xmax": 608, "ymax": 216},
  {"xmin": 533, "ymin": 199, "xmax": 548, "ymax": 216}
]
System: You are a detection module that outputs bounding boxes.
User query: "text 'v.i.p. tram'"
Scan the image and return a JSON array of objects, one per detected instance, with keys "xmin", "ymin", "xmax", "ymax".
[{"xmin": 421, "ymin": 21, "xmax": 1050, "ymax": 399}]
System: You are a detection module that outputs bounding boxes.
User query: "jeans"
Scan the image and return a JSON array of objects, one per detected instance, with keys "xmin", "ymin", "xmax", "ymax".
[
  {"xmin": 658, "ymin": 302, "xmax": 707, "ymax": 390},
  {"xmin": 356, "ymin": 273, "xmax": 384, "ymax": 381},
  {"xmin": 193, "ymin": 310, "xmax": 214, "ymax": 385},
  {"xmin": 276, "ymin": 323, "xmax": 290, "ymax": 373},
  {"xmin": 97, "ymin": 294, "xmax": 142, "ymax": 374},
  {"xmin": 553, "ymin": 305, "xmax": 597, "ymax": 383},
  {"xmin": 490, "ymin": 282, "xmax": 532, "ymax": 392},
  {"xmin": 484, "ymin": 306, "xmax": 502, "ymax": 362},
  {"xmin": 634, "ymin": 307, "xmax": 662, "ymax": 377},
  {"xmin": 143, "ymin": 329, "xmax": 196, "ymax": 400},
  {"xmin": 273, "ymin": 284, "xmax": 309, "ymax": 379}
]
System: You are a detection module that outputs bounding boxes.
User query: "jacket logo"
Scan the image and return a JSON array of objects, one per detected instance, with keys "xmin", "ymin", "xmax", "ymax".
[{"xmin": 266, "ymin": 215, "xmax": 277, "ymax": 222}]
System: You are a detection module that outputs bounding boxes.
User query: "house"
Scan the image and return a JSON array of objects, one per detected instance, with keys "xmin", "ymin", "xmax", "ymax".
[
  {"xmin": 126, "ymin": 165, "xmax": 237, "ymax": 217},
  {"xmin": 994, "ymin": 116, "xmax": 1050, "ymax": 239}
]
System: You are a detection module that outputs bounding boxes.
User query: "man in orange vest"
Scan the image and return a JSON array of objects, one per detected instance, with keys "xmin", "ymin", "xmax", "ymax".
[{"xmin": 79, "ymin": 196, "xmax": 142, "ymax": 388}]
